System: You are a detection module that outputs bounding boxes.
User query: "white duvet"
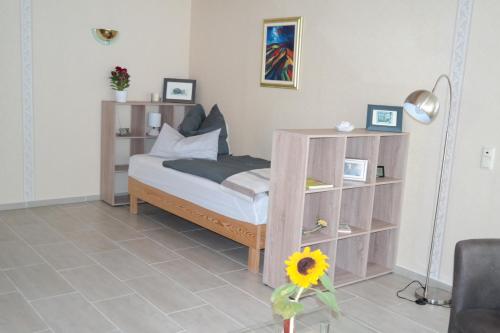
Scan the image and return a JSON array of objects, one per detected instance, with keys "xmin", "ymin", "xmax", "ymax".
[{"xmin": 128, "ymin": 154, "xmax": 268, "ymax": 225}]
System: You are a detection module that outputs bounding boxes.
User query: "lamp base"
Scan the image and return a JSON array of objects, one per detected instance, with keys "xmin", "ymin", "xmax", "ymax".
[
  {"xmin": 415, "ymin": 286, "xmax": 451, "ymax": 306},
  {"xmin": 148, "ymin": 128, "xmax": 160, "ymax": 136}
]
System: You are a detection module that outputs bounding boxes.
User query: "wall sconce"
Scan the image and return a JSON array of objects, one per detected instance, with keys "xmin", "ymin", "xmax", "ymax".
[{"xmin": 92, "ymin": 28, "xmax": 119, "ymax": 45}]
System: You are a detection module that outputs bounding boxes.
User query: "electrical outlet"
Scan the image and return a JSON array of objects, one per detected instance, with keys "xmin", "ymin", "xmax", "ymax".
[{"xmin": 481, "ymin": 147, "xmax": 495, "ymax": 170}]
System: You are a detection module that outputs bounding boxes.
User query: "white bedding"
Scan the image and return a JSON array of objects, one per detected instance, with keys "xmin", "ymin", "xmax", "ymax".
[{"xmin": 128, "ymin": 154, "xmax": 268, "ymax": 225}]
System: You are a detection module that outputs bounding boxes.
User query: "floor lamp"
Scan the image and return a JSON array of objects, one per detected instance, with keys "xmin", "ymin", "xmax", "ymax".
[{"xmin": 402, "ymin": 74, "xmax": 453, "ymax": 306}]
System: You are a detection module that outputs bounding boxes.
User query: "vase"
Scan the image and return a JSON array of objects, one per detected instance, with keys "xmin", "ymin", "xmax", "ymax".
[
  {"xmin": 283, "ymin": 318, "xmax": 294, "ymax": 333},
  {"xmin": 115, "ymin": 90, "xmax": 127, "ymax": 103}
]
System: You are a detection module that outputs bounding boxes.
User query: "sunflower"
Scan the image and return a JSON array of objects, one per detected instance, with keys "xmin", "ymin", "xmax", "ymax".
[{"xmin": 285, "ymin": 247, "xmax": 329, "ymax": 288}]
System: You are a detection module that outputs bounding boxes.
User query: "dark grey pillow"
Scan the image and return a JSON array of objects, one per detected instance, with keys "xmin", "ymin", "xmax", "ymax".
[
  {"xmin": 197, "ymin": 104, "xmax": 229, "ymax": 155},
  {"xmin": 178, "ymin": 104, "xmax": 206, "ymax": 136}
]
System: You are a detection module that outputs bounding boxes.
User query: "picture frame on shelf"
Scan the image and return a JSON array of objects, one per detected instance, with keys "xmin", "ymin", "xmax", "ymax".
[
  {"xmin": 366, "ymin": 104, "xmax": 403, "ymax": 132},
  {"xmin": 260, "ymin": 17, "xmax": 302, "ymax": 89},
  {"xmin": 377, "ymin": 165, "xmax": 385, "ymax": 178},
  {"xmin": 344, "ymin": 158, "xmax": 368, "ymax": 181},
  {"xmin": 163, "ymin": 78, "xmax": 196, "ymax": 103}
]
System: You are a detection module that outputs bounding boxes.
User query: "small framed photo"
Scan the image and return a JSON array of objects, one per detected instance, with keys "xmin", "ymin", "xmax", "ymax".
[
  {"xmin": 366, "ymin": 104, "xmax": 403, "ymax": 132},
  {"xmin": 344, "ymin": 159, "xmax": 368, "ymax": 182},
  {"xmin": 163, "ymin": 78, "xmax": 196, "ymax": 103},
  {"xmin": 377, "ymin": 165, "xmax": 385, "ymax": 178}
]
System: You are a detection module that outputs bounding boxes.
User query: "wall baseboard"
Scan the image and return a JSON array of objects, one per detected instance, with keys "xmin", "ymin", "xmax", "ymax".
[
  {"xmin": 0, "ymin": 195, "xmax": 101, "ymax": 211},
  {"xmin": 394, "ymin": 265, "xmax": 452, "ymax": 291}
]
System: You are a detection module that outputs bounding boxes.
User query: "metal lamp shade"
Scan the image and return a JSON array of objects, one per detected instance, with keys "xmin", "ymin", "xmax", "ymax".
[{"xmin": 403, "ymin": 90, "xmax": 440, "ymax": 124}]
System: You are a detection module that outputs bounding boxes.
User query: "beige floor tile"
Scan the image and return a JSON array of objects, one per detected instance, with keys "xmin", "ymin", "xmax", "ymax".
[
  {"xmin": 0, "ymin": 272, "xmax": 15, "ymax": 294},
  {"xmin": 60, "ymin": 265, "xmax": 132, "ymax": 302},
  {"xmin": 32, "ymin": 293, "xmax": 115, "ymax": 333},
  {"xmin": 220, "ymin": 247, "xmax": 265, "ymax": 272},
  {"xmin": 0, "ymin": 224, "xmax": 20, "ymax": 242},
  {"xmin": 34, "ymin": 242, "xmax": 94, "ymax": 270},
  {"xmin": 90, "ymin": 220, "xmax": 143, "ymax": 242},
  {"xmin": 1, "ymin": 211, "xmax": 42, "ymax": 226},
  {"xmin": 5, "ymin": 264, "xmax": 74, "ymax": 300},
  {"xmin": 95, "ymin": 294, "xmax": 182, "ymax": 333},
  {"xmin": 219, "ymin": 270, "xmax": 272, "ymax": 303},
  {"xmin": 0, "ymin": 292, "xmax": 47, "ymax": 333},
  {"xmin": 297, "ymin": 307, "xmax": 376, "ymax": 332},
  {"xmin": 126, "ymin": 274, "xmax": 205, "ymax": 313},
  {"xmin": 10, "ymin": 222, "xmax": 64, "ymax": 246},
  {"xmin": 90, "ymin": 249, "xmax": 155, "ymax": 280},
  {"xmin": 169, "ymin": 304, "xmax": 243, "ymax": 332},
  {"xmin": 341, "ymin": 280, "xmax": 404, "ymax": 307},
  {"xmin": 105, "ymin": 207, "xmax": 163, "ymax": 231},
  {"xmin": 387, "ymin": 300, "xmax": 450, "ymax": 333},
  {"xmin": 0, "ymin": 241, "xmax": 43, "ymax": 269},
  {"xmin": 148, "ymin": 212, "xmax": 202, "ymax": 232},
  {"xmin": 340, "ymin": 298, "xmax": 435, "ymax": 333},
  {"xmin": 197, "ymin": 285, "xmax": 273, "ymax": 327},
  {"xmin": 144, "ymin": 228, "xmax": 199, "ymax": 250},
  {"xmin": 183, "ymin": 229, "xmax": 242, "ymax": 251},
  {"xmin": 154, "ymin": 259, "xmax": 227, "ymax": 292},
  {"xmin": 119, "ymin": 238, "xmax": 179, "ymax": 264},
  {"xmin": 38, "ymin": 211, "xmax": 93, "ymax": 233},
  {"xmin": 62, "ymin": 229, "xmax": 118, "ymax": 253},
  {"xmin": 137, "ymin": 203, "xmax": 164, "ymax": 215},
  {"xmin": 177, "ymin": 246, "xmax": 244, "ymax": 274}
]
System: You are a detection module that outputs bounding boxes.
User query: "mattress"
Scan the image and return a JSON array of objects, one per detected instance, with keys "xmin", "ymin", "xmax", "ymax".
[{"xmin": 128, "ymin": 154, "xmax": 268, "ymax": 225}]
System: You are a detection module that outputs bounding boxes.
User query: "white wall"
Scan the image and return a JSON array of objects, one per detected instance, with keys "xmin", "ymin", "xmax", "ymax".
[
  {"xmin": 189, "ymin": 0, "xmax": 459, "ymax": 282},
  {"xmin": 438, "ymin": 0, "xmax": 500, "ymax": 285},
  {"xmin": 0, "ymin": 0, "xmax": 24, "ymax": 204},
  {"xmin": 0, "ymin": 0, "xmax": 191, "ymax": 204}
]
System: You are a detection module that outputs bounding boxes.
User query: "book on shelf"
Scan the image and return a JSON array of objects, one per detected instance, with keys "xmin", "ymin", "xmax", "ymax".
[
  {"xmin": 338, "ymin": 223, "xmax": 352, "ymax": 234},
  {"xmin": 306, "ymin": 177, "xmax": 333, "ymax": 190}
]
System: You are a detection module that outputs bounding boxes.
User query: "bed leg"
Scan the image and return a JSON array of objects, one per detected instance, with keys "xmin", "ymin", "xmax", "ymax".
[
  {"xmin": 130, "ymin": 195, "xmax": 138, "ymax": 215},
  {"xmin": 248, "ymin": 247, "xmax": 260, "ymax": 273}
]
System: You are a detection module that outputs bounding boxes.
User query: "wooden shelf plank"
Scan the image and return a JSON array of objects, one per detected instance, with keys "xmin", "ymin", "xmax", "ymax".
[
  {"xmin": 337, "ymin": 225, "xmax": 369, "ymax": 239},
  {"xmin": 342, "ymin": 180, "xmax": 374, "ymax": 189},
  {"xmin": 305, "ymin": 187, "xmax": 340, "ymax": 194},
  {"xmin": 371, "ymin": 218, "xmax": 396, "ymax": 232},
  {"xmin": 103, "ymin": 100, "xmax": 196, "ymax": 106},
  {"xmin": 301, "ymin": 233, "xmax": 336, "ymax": 247},
  {"xmin": 115, "ymin": 135, "xmax": 156, "ymax": 139},
  {"xmin": 375, "ymin": 177, "xmax": 403, "ymax": 185},
  {"xmin": 114, "ymin": 164, "xmax": 129, "ymax": 173}
]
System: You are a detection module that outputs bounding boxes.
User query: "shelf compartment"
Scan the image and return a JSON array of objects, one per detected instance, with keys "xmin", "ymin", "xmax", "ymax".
[
  {"xmin": 372, "ymin": 183, "xmax": 403, "ymax": 228},
  {"xmin": 301, "ymin": 190, "xmax": 341, "ymax": 244},
  {"xmin": 306, "ymin": 137, "xmax": 346, "ymax": 188},
  {"xmin": 114, "ymin": 164, "xmax": 129, "ymax": 173},
  {"xmin": 377, "ymin": 135, "xmax": 409, "ymax": 180},
  {"xmin": 366, "ymin": 229, "xmax": 397, "ymax": 278},
  {"xmin": 375, "ymin": 177, "xmax": 402, "ymax": 185},
  {"xmin": 344, "ymin": 136, "xmax": 380, "ymax": 184},
  {"xmin": 334, "ymin": 235, "xmax": 369, "ymax": 286},
  {"xmin": 338, "ymin": 187, "xmax": 374, "ymax": 237}
]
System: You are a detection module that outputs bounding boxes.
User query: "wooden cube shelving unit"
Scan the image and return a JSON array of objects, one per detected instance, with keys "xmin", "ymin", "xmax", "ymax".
[
  {"xmin": 100, "ymin": 101, "xmax": 194, "ymax": 206},
  {"xmin": 263, "ymin": 128, "xmax": 409, "ymax": 288}
]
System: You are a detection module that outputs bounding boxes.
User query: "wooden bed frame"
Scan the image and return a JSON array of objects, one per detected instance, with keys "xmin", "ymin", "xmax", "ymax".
[{"xmin": 128, "ymin": 177, "xmax": 266, "ymax": 273}]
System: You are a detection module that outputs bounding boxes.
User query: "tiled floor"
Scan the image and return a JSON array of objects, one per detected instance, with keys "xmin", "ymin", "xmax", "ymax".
[{"xmin": 0, "ymin": 202, "xmax": 450, "ymax": 333}]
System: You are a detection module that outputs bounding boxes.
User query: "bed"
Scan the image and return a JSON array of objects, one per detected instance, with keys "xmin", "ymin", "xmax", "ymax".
[{"xmin": 128, "ymin": 154, "xmax": 268, "ymax": 273}]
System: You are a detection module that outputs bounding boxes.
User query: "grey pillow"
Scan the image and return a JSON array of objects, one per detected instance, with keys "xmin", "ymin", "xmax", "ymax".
[
  {"xmin": 197, "ymin": 104, "xmax": 229, "ymax": 155},
  {"xmin": 178, "ymin": 104, "xmax": 206, "ymax": 136}
]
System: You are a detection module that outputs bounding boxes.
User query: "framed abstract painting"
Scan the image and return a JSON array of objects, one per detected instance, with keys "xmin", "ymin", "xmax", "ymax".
[{"xmin": 260, "ymin": 17, "xmax": 302, "ymax": 89}]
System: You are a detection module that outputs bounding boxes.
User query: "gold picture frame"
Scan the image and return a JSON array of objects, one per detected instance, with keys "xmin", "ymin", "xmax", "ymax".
[{"xmin": 260, "ymin": 17, "xmax": 302, "ymax": 89}]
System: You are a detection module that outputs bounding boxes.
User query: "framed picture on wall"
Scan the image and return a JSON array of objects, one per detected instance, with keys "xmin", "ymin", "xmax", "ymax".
[
  {"xmin": 260, "ymin": 17, "xmax": 302, "ymax": 89},
  {"xmin": 366, "ymin": 104, "xmax": 403, "ymax": 132},
  {"xmin": 163, "ymin": 78, "xmax": 196, "ymax": 103}
]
